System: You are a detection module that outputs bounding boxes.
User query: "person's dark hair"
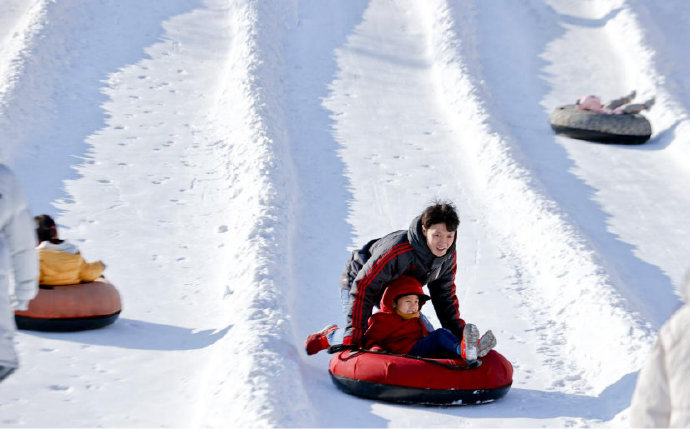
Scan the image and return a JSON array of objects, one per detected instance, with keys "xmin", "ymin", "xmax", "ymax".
[
  {"xmin": 35, "ymin": 214, "xmax": 58, "ymax": 243},
  {"xmin": 420, "ymin": 201, "xmax": 460, "ymax": 232}
]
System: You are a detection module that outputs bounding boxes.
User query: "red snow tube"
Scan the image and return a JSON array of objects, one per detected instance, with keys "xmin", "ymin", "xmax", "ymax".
[
  {"xmin": 14, "ymin": 280, "xmax": 121, "ymax": 332},
  {"xmin": 329, "ymin": 348, "xmax": 512, "ymax": 405}
]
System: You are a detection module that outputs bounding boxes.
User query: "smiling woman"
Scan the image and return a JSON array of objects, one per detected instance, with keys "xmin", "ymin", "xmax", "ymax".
[
  {"xmin": 306, "ymin": 201, "xmax": 494, "ymax": 359},
  {"xmin": 338, "ymin": 202, "xmax": 466, "ymax": 346}
]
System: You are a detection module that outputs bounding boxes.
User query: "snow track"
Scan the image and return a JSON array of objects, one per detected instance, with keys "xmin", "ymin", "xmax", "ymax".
[
  {"xmin": 1, "ymin": 0, "xmax": 689, "ymax": 427},
  {"xmin": 0, "ymin": 0, "xmax": 311, "ymax": 427},
  {"xmin": 295, "ymin": 0, "xmax": 654, "ymax": 426},
  {"xmin": 423, "ymin": 0, "xmax": 655, "ymax": 389}
]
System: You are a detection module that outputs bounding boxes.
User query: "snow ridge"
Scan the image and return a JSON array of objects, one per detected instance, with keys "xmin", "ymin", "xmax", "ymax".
[
  {"xmin": 0, "ymin": 0, "xmax": 47, "ymax": 163},
  {"xmin": 0, "ymin": 1, "xmax": 46, "ymax": 151},
  {"xmin": 200, "ymin": 1, "xmax": 312, "ymax": 426}
]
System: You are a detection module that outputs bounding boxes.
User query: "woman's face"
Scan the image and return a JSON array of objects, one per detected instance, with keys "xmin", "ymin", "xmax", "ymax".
[{"xmin": 422, "ymin": 223, "xmax": 455, "ymax": 257}]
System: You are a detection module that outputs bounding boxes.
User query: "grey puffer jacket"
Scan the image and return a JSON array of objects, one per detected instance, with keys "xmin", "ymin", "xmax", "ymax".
[
  {"xmin": 629, "ymin": 273, "xmax": 690, "ymax": 427},
  {"xmin": 0, "ymin": 164, "xmax": 38, "ymax": 370},
  {"xmin": 341, "ymin": 216, "xmax": 464, "ymax": 345}
]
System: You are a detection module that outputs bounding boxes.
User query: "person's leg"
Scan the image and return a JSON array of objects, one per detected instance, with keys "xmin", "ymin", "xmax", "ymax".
[
  {"xmin": 620, "ymin": 103, "xmax": 646, "ymax": 114},
  {"xmin": 305, "ymin": 324, "xmax": 339, "ymax": 355},
  {"xmin": 606, "ymin": 90, "xmax": 636, "ymax": 110},
  {"xmin": 620, "ymin": 97, "xmax": 655, "ymax": 114},
  {"xmin": 460, "ymin": 324, "xmax": 480, "ymax": 361},
  {"xmin": 340, "ymin": 288, "xmax": 351, "ymax": 317},
  {"xmin": 325, "ymin": 288, "xmax": 350, "ymax": 345},
  {"xmin": 478, "ymin": 330, "xmax": 497, "ymax": 357},
  {"xmin": 0, "ymin": 365, "xmax": 15, "ymax": 383},
  {"xmin": 408, "ymin": 328, "xmax": 460, "ymax": 358}
]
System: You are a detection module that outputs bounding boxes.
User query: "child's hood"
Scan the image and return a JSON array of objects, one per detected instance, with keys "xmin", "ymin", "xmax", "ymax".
[
  {"xmin": 380, "ymin": 275, "xmax": 431, "ymax": 312},
  {"xmin": 37, "ymin": 240, "xmax": 80, "ymax": 254}
]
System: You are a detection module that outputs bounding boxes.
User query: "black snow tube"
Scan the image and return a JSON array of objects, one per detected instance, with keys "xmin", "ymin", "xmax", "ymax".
[
  {"xmin": 329, "ymin": 348, "xmax": 513, "ymax": 405},
  {"xmin": 550, "ymin": 104, "xmax": 651, "ymax": 144}
]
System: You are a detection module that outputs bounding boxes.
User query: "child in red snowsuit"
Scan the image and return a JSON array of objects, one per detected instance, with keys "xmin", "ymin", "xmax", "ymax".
[{"xmin": 362, "ymin": 275, "xmax": 495, "ymax": 361}]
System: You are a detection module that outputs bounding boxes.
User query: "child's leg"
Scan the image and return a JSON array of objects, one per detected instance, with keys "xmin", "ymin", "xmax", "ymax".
[
  {"xmin": 305, "ymin": 324, "xmax": 340, "ymax": 355},
  {"xmin": 620, "ymin": 103, "xmax": 646, "ymax": 114},
  {"xmin": 620, "ymin": 97, "xmax": 654, "ymax": 114},
  {"xmin": 408, "ymin": 328, "xmax": 460, "ymax": 358},
  {"xmin": 606, "ymin": 90, "xmax": 636, "ymax": 110}
]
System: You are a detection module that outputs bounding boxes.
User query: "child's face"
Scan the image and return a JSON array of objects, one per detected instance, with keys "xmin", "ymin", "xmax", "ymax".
[{"xmin": 395, "ymin": 294, "xmax": 419, "ymax": 314}]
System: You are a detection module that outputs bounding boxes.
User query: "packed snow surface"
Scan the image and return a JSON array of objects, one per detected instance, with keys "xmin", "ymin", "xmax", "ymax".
[{"xmin": 1, "ymin": 0, "xmax": 689, "ymax": 427}]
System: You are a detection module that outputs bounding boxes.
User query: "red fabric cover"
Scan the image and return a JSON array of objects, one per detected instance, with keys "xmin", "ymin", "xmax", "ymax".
[
  {"xmin": 329, "ymin": 349, "xmax": 513, "ymax": 391},
  {"xmin": 362, "ymin": 276, "xmax": 431, "ymax": 354}
]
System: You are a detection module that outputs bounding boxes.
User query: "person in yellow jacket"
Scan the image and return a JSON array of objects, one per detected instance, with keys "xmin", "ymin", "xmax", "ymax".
[{"xmin": 35, "ymin": 215, "xmax": 105, "ymax": 285}]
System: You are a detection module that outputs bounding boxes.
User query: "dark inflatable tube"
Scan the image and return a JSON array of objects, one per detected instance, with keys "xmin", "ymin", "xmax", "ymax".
[
  {"xmin": 550, "ymin": 104, "xmax": 651, "ymax": 144},
  {"xmin": 15, "ymin": 280, "xmax": 121, "ymax": 332},
  {"xmin": 329, "ymin": 348, "xmax": 513, "ymax": 405}
]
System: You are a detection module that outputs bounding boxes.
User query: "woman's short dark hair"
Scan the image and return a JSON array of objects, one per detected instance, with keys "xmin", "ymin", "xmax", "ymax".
[
  {"xmin": 421, "ymin": 201, "xmax": 460, "ymax": 232},
  {"xmin": 35, "ymin": 214, "xmax": 57, "ymax": 243}
]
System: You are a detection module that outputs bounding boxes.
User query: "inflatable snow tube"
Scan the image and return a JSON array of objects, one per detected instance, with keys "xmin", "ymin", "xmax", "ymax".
[
  {"xmin": 550, "ymin": 104, "xmax": 651, "ymax": 144},
  {"xmin": 15, "ymin": 280, "xmax": 121, "ymax": 331},
  {"xmin": 329, "ymin": 348, "xmax": 513, "ymax": 405}
]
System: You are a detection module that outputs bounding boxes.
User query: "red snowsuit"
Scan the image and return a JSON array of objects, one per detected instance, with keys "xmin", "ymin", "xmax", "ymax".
[{"xmin": 362, "ymin": 276, "xmax": 431, "ymax": 354}]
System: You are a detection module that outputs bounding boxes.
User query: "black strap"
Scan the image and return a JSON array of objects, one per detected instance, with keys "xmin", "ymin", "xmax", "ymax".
[{"xmin": 328, "ymin": 344, "xmax": 481, "ymax": 370}]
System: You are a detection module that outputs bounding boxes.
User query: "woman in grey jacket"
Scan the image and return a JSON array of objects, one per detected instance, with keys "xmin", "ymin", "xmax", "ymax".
[
  {"xmin": 629, "ymin": 270, "xmax": 690, "ymax": 427},
  {"xmin": 0, "ymin": 163, "xmax": 38, "ymax": 382},
  {"xmin": 305, "ymin": 202, "xmax": 496, "ymax": 360}
]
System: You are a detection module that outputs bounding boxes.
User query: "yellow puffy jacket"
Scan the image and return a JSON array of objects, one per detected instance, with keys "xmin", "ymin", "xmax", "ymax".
[{"xmin": 37, "ymin": 241, "xmax": 105, "ymax": 286}]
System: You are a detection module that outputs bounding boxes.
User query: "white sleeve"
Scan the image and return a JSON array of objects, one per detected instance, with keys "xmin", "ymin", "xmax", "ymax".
[
  {"xmin": 629, "ymin": 333, "xmax": 671, "ymax": 428},
  {"xmin": 1, "ymin": 168, "xmax": 38, "ymax": 303}
]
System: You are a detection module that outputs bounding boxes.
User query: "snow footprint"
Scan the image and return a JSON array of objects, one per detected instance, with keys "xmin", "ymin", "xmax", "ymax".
[
  {"xmin": 152, "ymin": 177, "xmax": 171, "ymax": 185},
  {"xmin": 49, "ymin": 385, "xmax": 72, "ymax": 392}
]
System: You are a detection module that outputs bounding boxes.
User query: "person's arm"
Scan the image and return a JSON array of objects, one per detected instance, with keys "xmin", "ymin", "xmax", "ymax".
[
  {"xmin": 629, "ymin": 333, "xmax": 671, "ymax": 428},
  {"xmin": 1, "ymin": 168, "xmax": 38, "ymax": 309},
  {"xmin": 79, "ymin": 257, "xmax": 105, "ymax": 282},
  {"xmin": 427, "ymin": 253, "xmax": 465, "ymax": 339},
  {"xmin": 362, "ymin": 313, "xmax": 396, "ymax": 349},
  {"xmin": 343, "ymin": 242, "xmax": 413, "ymax": 345}
]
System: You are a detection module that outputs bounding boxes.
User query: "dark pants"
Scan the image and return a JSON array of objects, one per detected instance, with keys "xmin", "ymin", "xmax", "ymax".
[{"xmin": 408, "ymin": 328, "xmax": 460, "ymax": 358}]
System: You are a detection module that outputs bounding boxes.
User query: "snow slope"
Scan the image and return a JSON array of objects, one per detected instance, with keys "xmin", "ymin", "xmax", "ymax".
[{"xmin": 1, "ymin": 0, "xmax": 688, "ymax": 427}]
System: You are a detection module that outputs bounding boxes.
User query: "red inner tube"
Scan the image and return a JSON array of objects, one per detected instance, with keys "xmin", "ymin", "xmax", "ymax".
[{"xmin": 329, "ymin": 348, "xmax": 513, "ymax": 404}]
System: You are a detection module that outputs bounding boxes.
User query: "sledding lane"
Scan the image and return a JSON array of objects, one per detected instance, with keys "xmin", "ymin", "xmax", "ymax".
[
  {"xmin": 536, "ymin": 0, "xmax": 689, "ymax": 321},
  {"xmin": 300, "ymin": 0, "xmax": 527, "ymax": 424},
  {"xmin": 465, "ymin": 0, "xmax": 689, "ymax": 360},
  {"xmin": 469, "ymin": 0, "xmax": 690, "ymax": 325},
  {"xmin": 0, "ymin": 1, "xmax": 296, "ymax": 426},
  {"xmin": 292, "ymin": 0, "xmax": 635, "ymax": 426},
  {"xmin": 431, "ymin": 0, "xmax": 690, "ymax": 423}
]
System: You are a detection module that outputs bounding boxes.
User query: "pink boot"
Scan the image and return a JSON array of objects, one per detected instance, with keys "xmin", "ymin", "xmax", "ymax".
[{"xmin": 305, "ymin": 324, "xmax": 339, "ymax": 355}]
